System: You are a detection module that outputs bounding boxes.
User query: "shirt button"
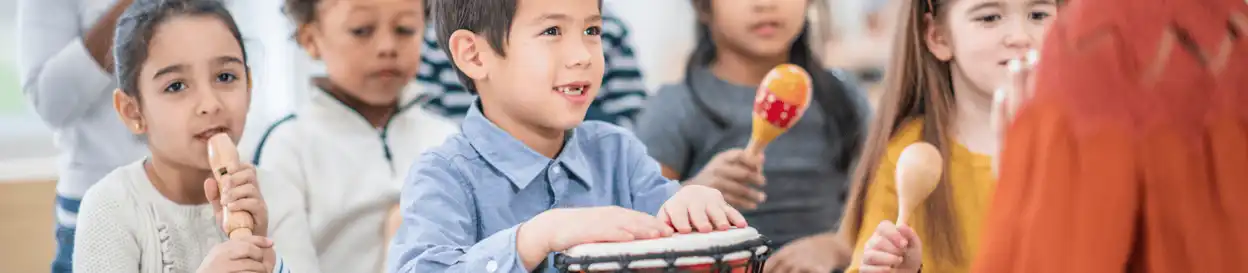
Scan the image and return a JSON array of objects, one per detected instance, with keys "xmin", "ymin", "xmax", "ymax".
[
  {"xmin": 551, "ymin": 167, "xmax": 561, "ymax": 175},
  {"xmin": 486, "ymin": 260, "xmax": 498, "ymax": 272}
]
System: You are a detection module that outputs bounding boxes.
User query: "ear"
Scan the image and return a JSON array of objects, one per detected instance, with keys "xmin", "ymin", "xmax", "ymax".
[
  {"xmin": 113, "ymin": 89, "xmax": 146, "ymax": 134},
  {"xmin": 924, "ymin": 14, "xmax": 953, "ymax": 61},
  {"xmin": 296, "ymin": 24, "xmax": 321, "ymax": 60},
  {"xmin": 448, "ymin": 29, "xmax": 491, "ymax": 82}
]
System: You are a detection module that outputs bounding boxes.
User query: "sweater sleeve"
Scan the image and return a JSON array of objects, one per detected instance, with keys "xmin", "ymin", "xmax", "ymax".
[{"xmin": 73, "ymin": 180, "xmax": 142, "ymax": 273}]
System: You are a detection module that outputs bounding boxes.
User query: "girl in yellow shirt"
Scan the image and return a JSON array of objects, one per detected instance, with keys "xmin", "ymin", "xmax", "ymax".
[{"xmin": 837, "ymin": 0, "xmax": 1060, "ymax": 272}]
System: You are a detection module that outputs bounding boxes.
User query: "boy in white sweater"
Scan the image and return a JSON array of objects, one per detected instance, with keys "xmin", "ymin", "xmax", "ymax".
[
  {"xmin": 247, "ymin": 0, "xmax": 456, "ymax": 272},
  {"xmin": 73, "ymin": 0, "xmax": 319, "ymax": 272}
]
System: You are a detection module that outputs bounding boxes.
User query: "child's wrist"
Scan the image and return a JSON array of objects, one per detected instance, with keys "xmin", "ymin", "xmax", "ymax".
[{"xmin": 516, "ymin": 211, "xmax": 556, "ymax": 269}]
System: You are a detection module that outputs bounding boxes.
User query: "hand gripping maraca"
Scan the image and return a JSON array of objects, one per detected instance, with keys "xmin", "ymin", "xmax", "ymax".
[
  {"xmin": 207, "ymin": 134, "xmax": 255, "ymax": 239},
  {"xmin": 746, "ymin": 64, "xmax": 813, "ymax": 156},
  {"xmin": 895, "ymin": 142, "xmax": 943, "ymax": 227}
]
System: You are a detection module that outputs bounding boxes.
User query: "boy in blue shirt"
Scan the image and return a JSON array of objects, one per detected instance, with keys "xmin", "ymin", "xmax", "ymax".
[{"xmin": 387, "ymin": 0, "xmax": 750, "ymax": 272}]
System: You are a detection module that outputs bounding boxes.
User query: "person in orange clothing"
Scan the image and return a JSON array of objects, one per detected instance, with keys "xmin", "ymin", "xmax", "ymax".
[
  {"xmin": 836, "ymin": 0, "xmax": 1062, "ymax": 272},
  {"xmin": 974, "ymin": 0, "xmax": 1248, "ymax": 272}
]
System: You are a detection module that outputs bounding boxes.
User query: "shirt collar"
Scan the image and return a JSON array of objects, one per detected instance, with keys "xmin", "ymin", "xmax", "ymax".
[{"xmin": 462, "ymin": 100, "xmax": 593, "ymax": 189}]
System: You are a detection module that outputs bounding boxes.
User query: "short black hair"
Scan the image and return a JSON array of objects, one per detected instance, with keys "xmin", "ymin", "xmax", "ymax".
[
  {"xmin": 114, "ymin": 0, "xmax": 247, "ymax": 100},
  {"xmin": 284, "ymin": 0, "xmax": 430, "ymax": 27},
  {"xmin": 430, "ymin": 0, "xmax": 600, "ymax": 94}
]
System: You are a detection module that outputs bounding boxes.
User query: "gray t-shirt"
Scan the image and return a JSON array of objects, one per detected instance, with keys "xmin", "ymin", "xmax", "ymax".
[{"xmin": 635, "ymin": 67, "xmax": 870, "ymax": 246}]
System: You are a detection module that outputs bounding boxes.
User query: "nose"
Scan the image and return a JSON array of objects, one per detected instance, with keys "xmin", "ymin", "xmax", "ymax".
[
  {"xmin": 1003, "ymin": 18, "xmax": 1035, "ymax": 52},
  {"xmin": 196, "ymin": 88, "xmax": 224, "ymax": 117},
  {"xmin": 376, "ymin": 31, "xmax": 399, "ymax": 59},
  {"xmin": 753, "ymin": 0, "xmax": 778, "ymax": 11},
  {"xmin": 564, "ymin": 39, "xmax": 593, "ymax": 69}
]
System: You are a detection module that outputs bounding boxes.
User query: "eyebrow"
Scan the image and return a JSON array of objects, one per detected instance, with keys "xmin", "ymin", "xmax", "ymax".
[
  {"xmin": 214, "ymin": 56, "xmax": 245, "ymax": 66},
  {"xmin": 1028, "ymin": 0, "xmax": 1057, "ymax": 7},
  {"xmin": 152, "ymin": 64, "xmax": 186, "ymax": 79},
  {"xmin": 966, "ymin": 2, "xmax": 1003, "ymax": 13},
  {"xmin": 532, "ymin": 13, "xmax": 604, "ymax": 24}
]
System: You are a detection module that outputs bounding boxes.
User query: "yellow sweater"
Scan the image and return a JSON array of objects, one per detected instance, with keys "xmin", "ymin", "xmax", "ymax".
[{"xmin": 846, "ymin": 121, "xmax": 996, "ymax": 273}]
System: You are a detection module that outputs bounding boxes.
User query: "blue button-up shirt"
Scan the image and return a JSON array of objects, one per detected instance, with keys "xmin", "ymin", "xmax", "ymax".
[{"xmin": 388, "ymin": 101, "xmax": 680, "ymax": 273}]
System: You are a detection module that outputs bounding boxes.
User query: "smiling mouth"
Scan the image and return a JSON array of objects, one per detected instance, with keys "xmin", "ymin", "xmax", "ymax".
[{"xmin": 554, "ymin": 84, "xmax": 589, "ymax": 96}]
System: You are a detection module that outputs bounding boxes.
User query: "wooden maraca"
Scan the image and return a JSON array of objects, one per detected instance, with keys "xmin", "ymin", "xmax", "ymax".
[
  {"xmin": 894, "ymin": 142, "xmax": 944, "ymax": 227},
  {"xmin": 745, "ymin": 64, "xmax": 814, "ymax": 156},
  {"xmin": 207, "ymin": 133, "xmax": 254, "ymax": 239}
]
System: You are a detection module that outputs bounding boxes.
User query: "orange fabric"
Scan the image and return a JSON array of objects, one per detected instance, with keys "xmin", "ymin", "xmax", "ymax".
[{"xmin": 973, "ymin": 0, "xmax": 1248, "ymax": 272}]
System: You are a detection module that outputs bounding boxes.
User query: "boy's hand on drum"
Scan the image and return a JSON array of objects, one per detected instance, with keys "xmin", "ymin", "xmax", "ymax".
[
  {"xmin": 685, "ymin": 149, "xmax": 767, "ymax": 210},
  {"xmin": 859, "ymin": 220, "xmax": 922, "ymax": 273},
  {"xmin": 204, "ymin": 163, "xmax": 269, "ymax": 237},
  {"xmin": 196, "ymin": 235, "xmax": 273, "ymax": 273},
  {"xmin": 523, "ymin": 206, "xmax": 673, "ymax": 250},
  {"xmin": 658, "ymin": 184, "xmax": 749, "ymax": 233}
]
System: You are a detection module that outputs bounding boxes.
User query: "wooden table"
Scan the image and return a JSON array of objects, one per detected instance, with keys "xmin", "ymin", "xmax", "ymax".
[{"xmin": 0, "ymin": 180, "xmax": 57, "ymax": 273}]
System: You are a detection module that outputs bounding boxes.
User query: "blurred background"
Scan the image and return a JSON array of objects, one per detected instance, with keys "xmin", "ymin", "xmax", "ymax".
[{"xmin": 0, "ymin": 0, "xmax": 892, "ymax": 271}]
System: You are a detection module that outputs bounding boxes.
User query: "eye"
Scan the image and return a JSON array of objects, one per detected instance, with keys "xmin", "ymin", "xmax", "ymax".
[
  {"xmin": 164, "ymin": 81, "xmax": 187, "ymax": 93},
  {"xmin": 396, "ymin": 26, "xmax": 417, "ymax": 36},
  {"xmin": 584, "ymin": 26, "xmax": 602, "ymax": 36},
  {"xmin": 1029, "ymin": 11, "xmax": 1051, "ymax": 21},
  {"xmin": 541, "ymin": 26, "xmax": 561, "ymax": 36},
  {"xmin": 216, "ymin": 72, "xmax": 238, "ymax": 83},
  {"xmin": 351, "ymin": 26, "xmax": 375, "ymax": 37},
  {"xmin": 974, "ymin": 14, "xmax": 1002, "ymax": 23}
]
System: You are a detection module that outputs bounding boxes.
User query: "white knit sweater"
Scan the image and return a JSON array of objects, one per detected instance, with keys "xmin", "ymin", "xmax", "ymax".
[{"xmin": 73, "ymin": 160, "xmax": 321, "ymax": 273}]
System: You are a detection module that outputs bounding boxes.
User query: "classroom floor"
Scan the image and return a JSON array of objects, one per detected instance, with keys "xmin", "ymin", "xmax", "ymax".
[{"xmin": 0, "ymin": 180, "xmax": 57, "ymax": 273}]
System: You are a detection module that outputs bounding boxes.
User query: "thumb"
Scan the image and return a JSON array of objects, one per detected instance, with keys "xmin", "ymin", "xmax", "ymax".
[
  {"xmin": 203, "ymin": 178, "xmax": 220, "ymax": 204},
  {"xmin": 897, "ymin": 224, "xmax": 923, "ymax": 250}
]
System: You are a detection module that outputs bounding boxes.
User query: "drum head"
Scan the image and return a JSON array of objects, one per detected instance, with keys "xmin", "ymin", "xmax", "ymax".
[{"xmin": 555, "ymin": 227, "xmax": 770, "ymax": 272}]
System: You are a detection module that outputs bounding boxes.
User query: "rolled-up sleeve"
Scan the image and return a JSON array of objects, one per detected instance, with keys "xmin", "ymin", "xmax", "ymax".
[
  {"xmin": 620, "ymin": 133, "xmax": 680, "ymax": 215},
  {"xmin": 17, "ymin": 0, "xmax": 117, "ymax": 128},
  {"xmin": 388, "ymin": 153, "xmax": 527, "ymax": 273}
]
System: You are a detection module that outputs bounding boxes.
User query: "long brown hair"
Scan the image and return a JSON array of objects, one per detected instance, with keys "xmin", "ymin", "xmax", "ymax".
[{"xmin": 837, "ymin": 0, "xmax": 963, "ymax": 264}]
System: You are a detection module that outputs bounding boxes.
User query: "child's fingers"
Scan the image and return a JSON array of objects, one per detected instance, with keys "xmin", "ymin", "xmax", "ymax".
[
  {"xmin": 861, "ymin": 250, "xmax": 904, "ymax": 266},
  {"xmin": 705, "ymin": 203, "xmax": 731, "ymax": 230},
  {"xmin": 898, "ymin": 224, "xmax": 923, "ymax": 250},
  {"xmin": 874, "ymin": 221, "xmax": 908, "ymax": 248},
  {"xmin": 204, "ymin": 178, "xmax": 220, "ymax": 202},
  {"xmin": 222, "ymin": 183, "xmax": 260, "ymax": 205},
  {"xmin": 724, "ymin": 204, "xmax": 748, "ymax": 228},
  {"xmin": 224, "ymin": 239, "xmax": 268, "ymax": 261},
  {"xmin": 687, "ymin": 201, "xmax": 713, "ymax": 232},
  {"xmin": 228, "ymin": 198, "xmax": 264, "ymax": 216},
  {"xmin": 865, "ymin": 235, "xmax": 901, "ymax": 255},
  {"xmin": 722, "ymin": 194, "xmax": 758, "ymax": 210},
  {"xmin": 235, "ymin": 235, "xmax": 274, "ymax": 248},
  {"xmin": 857, "ymin": 265, "xmax": 894, "ymax": 273},
  {"xmin": 666, "ymin": 203, "xmax": 693, "ymax": 233}
]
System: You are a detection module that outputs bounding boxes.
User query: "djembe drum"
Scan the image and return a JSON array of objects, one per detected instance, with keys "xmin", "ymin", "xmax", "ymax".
[{"xmin": 554, "ymin": 227, "xmax": 771, "ymax": 273}]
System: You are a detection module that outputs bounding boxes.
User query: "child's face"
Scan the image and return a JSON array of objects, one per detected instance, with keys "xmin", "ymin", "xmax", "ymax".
[
  {"xmin": 706, "ymin": 0, "xmax": 809, "ymax": 59},
  {"xmin": 482, "ymin": 0, "xmax": 605, "ymax": 131},
  {"xmin": 932, "ymin": 0, "xmax": 1057, "ymax": 95},
  {"xmin": 129, "ymin": 16, "xmax": 251, "ymax": 169},
  {"xmin": 302, "ymin": 0, "xmax": 424, "ymax": 105}
]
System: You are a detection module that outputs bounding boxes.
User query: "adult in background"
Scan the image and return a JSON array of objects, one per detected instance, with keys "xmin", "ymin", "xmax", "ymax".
[{"xmin": 16, "ymin": 0, "xmax": 146, "ymax": 272}]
